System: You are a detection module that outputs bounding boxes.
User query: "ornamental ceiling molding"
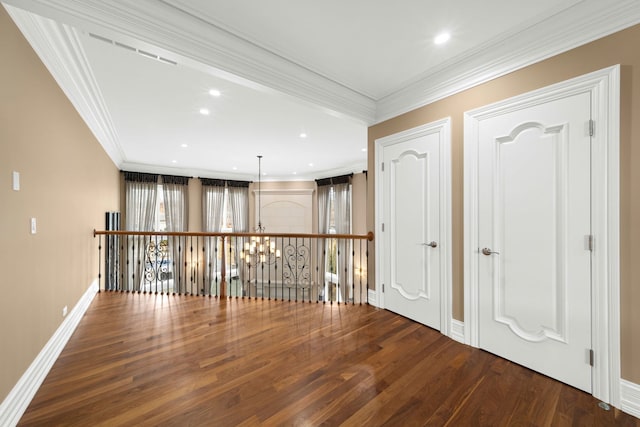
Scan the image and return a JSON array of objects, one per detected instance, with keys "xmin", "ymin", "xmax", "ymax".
[{"xmin": 4, "ymin": 0, "xmax": 640, "ymax": 128}]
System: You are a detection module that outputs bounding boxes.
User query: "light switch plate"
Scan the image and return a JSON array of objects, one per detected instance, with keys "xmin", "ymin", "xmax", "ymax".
[
  {"xmin": 12, "ymin": 171, "xmax": 20, "ymax": 191},
  {"xmin": 30, "ymin": 218, "xmax": 36, "ymax": 234}
]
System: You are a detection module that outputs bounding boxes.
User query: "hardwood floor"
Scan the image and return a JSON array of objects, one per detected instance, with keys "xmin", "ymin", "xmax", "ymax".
[{"xmin": 19, "ymin": 292, "xmax": 638, "ymax": 426}]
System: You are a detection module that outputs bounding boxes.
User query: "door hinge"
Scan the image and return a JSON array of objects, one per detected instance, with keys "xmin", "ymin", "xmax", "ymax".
[
  {"xmin": 381, "ymin": 162, "xmax": 385, "ymax": 172},
  {"xmin": 589, "ymin": 119, "xmax": 595, "ymax": 137},
  {"xmin": 382, "ymin": 283, "xmax": 385, "ymax": 292},
  {"xmin": 382, "ymin": 223, "xmax": 385, "ymax": 232},
  {"xmin": 586, "ymin": 235, "xmax": 594, "ymax": 251},
  {"xmin": 589, "ymin": 349, "xmax": 594, "ymax": 366}
]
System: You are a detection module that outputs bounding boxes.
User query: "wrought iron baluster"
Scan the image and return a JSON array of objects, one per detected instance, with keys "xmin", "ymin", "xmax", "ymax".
[
  {"xmin": 366, "ymin": 239, "xmax": 370, "ymax": 304},
  {"xmin": 119, "ymin": 236, "xmax": 125, "ymax": 292},
  {"xmin": 98, "ymin": 235, "xmax": 102, "ymax": 292},
  {"xmin": 201, "ymin": 236, "xmax": 206, "ymax": 297},
  {"xmin": 358, "ymin": 239, "xmax": 363, "ymax": 305},
  {"xmin": 351, "ymin": 238, "xmax": 355, "ymax": 305}
]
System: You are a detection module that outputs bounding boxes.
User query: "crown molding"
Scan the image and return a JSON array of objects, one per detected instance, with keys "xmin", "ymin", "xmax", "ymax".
[
  {"xmin": 5, "ymin": 0, "xmax": 640, "ymax": 132},
  {"xmin": 5, "ymin": 4, "xmax": 125, "ymax": 166},
  {"xmin": 2, "ymin": 0, "xmax": 376, "ymax": 124},
  {"xmin": 118, "ymin": 159, "xmax": 367, "ymax": 183},
  {"xmin": 375, "ymin": 0, "xmax": 640, "ymax": 123}
]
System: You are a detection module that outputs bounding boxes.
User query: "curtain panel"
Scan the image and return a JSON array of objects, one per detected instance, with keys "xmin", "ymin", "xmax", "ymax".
[
  {"xmin": 124, "ymin": 173, "xmax": 158, "ymax": 291},
  {"xmin": 201, "ymin": 184, "xmax": 225, "ymax": 232},
  {"xmin": 317, "ymin": 185, "xmax": 331, "ymax": 297},
  {"xmin": 161, "ymin": 176, "xmax": 188, "ymax": 232},
  {"xmin": 161, "ymin": 175, "xmax": 189, "ymax": 293},
  {"xmin": 228, "ymin": 186, "xmax": 249, "ymax": 232},
  {"xmin": 333, "ymin": 182, "xmax": 352, "ymax": 302},
  {"xmin": 316, "ymin": 176, "xmax": 353, "ymax": 302},
  {"xmin": 201, "ymin": 180, "xmax": 226, "ymax": 295}
]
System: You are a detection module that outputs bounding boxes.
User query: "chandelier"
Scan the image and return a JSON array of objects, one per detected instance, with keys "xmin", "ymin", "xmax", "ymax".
[{"xmin": 241, "ymin": 155, "xmax": 280, "ymax": 266}]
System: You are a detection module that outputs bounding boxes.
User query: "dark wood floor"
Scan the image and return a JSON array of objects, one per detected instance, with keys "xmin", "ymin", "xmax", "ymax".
[{"xmin": 19, "ymin": 293, "xmax": 638, "ymax": 426}]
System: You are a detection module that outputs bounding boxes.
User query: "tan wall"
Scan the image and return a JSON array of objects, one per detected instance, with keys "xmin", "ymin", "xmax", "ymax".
[
  {"xmin": 0, "ymin": 6, "xmax": 120, "ymax": 401},
  {"xmin": 368, "ymin": 24, "xmax": 640, "ymax": 383},
  {"xmin": 187, "ymin": 178, "xmax": 202, "ymax": 232},
  {"xmin": 351, "ymin": 172, "xmax": 368, "ymax": 236}
]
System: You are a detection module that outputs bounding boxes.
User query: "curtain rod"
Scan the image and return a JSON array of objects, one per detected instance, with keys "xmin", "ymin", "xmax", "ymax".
[{"xmin": 315, "ymin": 173, "xmax": 353, "ymax": 187}]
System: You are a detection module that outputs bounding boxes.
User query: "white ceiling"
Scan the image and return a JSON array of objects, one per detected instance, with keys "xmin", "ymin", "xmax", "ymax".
[{"xmin": 4, "ymin": 0, "xmax": 640, "ymax": 181}]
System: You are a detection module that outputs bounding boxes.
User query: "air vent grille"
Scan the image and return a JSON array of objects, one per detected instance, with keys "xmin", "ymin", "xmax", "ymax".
[{"xmin": 88, "ymin": 33, "xmax": 177, "ymax": 65}]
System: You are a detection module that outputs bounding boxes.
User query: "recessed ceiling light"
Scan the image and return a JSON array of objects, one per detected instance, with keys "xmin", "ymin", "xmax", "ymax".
[
  {"xmin": 171, "ymin": 160, "xmax": 177, "ymax": 164},
  {"xmin": 199, "ymin": 108, "xmax": 210, "ymax": 115},
  {"xmin": 434, "ymin": 32, "xmax": 450, "ymax": 45},
  {"xmin": 180, "ymin": 143, "xmax": 188, "ymax": 148},
  {"xmin": 361, "ymin": 148, "xmax": 367, "ymax": 152},
  {"xmin": 232, "ymin": 166, "xmax": 237, "ymax": 170},
  {"xmin": 292, "ymin": 172, "xmax": 297, "ymax": 175},
  {"xmin": 262, "ymin": 172, "xmax": 267, "ymax": 176},
  {"xmin": 308, "ymin": 163, "xmax": 314, "ymax": 167},
  {"xmin": 300, "ymin": 133, "xmax": 307, "ymax": 139},
  {"xmin": 209, "ymin": 89, "xmax": 221, "ymax": 97}
]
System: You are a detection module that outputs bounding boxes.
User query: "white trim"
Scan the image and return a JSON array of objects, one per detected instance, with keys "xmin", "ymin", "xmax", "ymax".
[
  {"xmin": 621, "ymin": 379, "xmax": 640, "ymax": 419},
  {"xmin": 367, "ymin": 289, "xmax": 378, "ymax": 308},
  {"xmin": 0, "ymin": 280, "xmax": 99, "ymax": 427},
  {"xmin": 463, "ymin": 65, "xmax": 620, "ymax": 406},
  {"xmin": 450, "ymin": 320, "xmax": 465, "ymax": 344},
  {"xmin": 374, "ymin": 117, "xmax": 452, "ymax": 335}
]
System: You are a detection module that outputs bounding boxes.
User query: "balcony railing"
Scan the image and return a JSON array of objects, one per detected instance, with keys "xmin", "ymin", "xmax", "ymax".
[{"xmin": 94, "ymin": 230, "xmax": 373, "ymax": 304}]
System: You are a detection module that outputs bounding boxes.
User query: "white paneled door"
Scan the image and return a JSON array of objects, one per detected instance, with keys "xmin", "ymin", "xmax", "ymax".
[
  {"xmin": 477, "ymin": 91, "xmax": 592, "ymax": 392},
  {"xmin": 379, "ymin": 119, "xmax": 451, "ymax": 331}
]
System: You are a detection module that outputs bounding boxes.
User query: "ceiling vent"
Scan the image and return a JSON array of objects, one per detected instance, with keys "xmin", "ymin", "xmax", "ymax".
[{"xmin": 89, "ymin": 33, "xmax": 177, "ymax": 65}]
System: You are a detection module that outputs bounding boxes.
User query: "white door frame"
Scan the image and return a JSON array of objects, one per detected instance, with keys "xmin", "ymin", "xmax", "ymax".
[
  {"xmin": 463, "ymin": 65, "xmax": 620, "ymax": 406},
  {"xmin": 375, "ymin": 117, "xmax": 452, "ymax": 337}
]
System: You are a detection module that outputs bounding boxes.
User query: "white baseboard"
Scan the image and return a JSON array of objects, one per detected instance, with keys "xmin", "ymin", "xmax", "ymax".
[
  {"xmin": 0, "ymin": 279, "xmax": 99, "ymax": 427},
  {"xmin": 450, "ymin": 319, "xmax": 465, "ymax": 344},
  {"xmin": 367, "ymin": 289, "xmax": 378, "ymax": 307},
  {"xmin": 621, "ymin": 379, "xmax": 640, "ymax": 419}
]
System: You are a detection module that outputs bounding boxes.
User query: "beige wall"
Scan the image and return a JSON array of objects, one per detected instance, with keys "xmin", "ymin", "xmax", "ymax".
[
  {"xmin": 368, "ymin": 24, "xmax": 640, "ymax": 383},
  {"xmin": 0, "ymin": 6, "xmax": 120, "ymax": 401},
  {"xmin": 187, "ymin": 178, "xmax": 202, "ymax": 232},
  {"xmin": 351, "ymin": 172, "xmax": 368, "ymax": 236}
]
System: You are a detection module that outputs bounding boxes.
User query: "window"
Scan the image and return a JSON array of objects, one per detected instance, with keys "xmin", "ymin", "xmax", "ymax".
[{"xmin": 154, "ymin": 184, "xmax": 167, "ymax": 232}]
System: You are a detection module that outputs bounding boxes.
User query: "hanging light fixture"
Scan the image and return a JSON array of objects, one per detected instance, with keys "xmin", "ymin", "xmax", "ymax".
[
  {"xmin": 241, "ymin": 155, "xmax": 280, "ymax": 266},
  {"xmin": 256, "ymin": 155, "xmax": 264, "ymax": 233}
]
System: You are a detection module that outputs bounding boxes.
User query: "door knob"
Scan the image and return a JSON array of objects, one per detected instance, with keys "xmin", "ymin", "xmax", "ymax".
[
  {"xmin": 422, "ymin": 241, "xmax": 437, "ymax": 248},
  {"xmin": 481, "ymin": 247, "xmax": 500, "ymax": 256}
]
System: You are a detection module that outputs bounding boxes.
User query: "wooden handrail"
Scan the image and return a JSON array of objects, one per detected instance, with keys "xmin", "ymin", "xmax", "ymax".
[
  {"xmin": 93, "ymin": 229, "xmax": 374, "ymax": 298},
  {"xmin": 94, "ymin": 229, "xmax": 374, "ymax": 241}
]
